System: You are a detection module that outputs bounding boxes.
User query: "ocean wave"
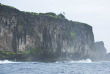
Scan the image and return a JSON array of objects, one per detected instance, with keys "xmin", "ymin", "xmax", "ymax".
[
  {"xmin": 0, "ymin": 59, "xmax": 92, "ymax": 64},
  {"xmin": 69, "ymin": 59, "xmax": 92, "ymax": 63},
  {"xmin": 0, "ymin": 60, "xmax": 17, "ymax": 64},
  {"xmin": 55, "ymin": 59, "xmax": 92, "ymax": 63}
]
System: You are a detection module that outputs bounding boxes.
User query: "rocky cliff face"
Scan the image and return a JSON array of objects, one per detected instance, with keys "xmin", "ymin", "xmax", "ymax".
[
  {"xmin": 0, "ymin": 4, "xmax": 97, "ymax": 61},
  {"xmin": 93, "ymin": 41, "xmax": 107, "ymax": 61},
  {"xmin": 105, "ymin": 53, "xmax": 110, "ymax": 61}
]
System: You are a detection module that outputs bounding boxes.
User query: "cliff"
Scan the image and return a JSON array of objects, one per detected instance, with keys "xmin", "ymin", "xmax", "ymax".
[
  {"xmin": 93, "ymin": 41, "xmax": 107, "ymax": 61},
  {"xmin": 105, "ymin": 53, "xmax": 110, "ymax": 61},
  {"xmin": 0, "ymin": 4, "xmax": 98, "ymax": 62}
]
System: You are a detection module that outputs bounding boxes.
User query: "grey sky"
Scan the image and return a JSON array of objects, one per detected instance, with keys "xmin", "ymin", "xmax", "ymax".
[{"xmin": 0, "ymin": 0, "xmax": 110, "ymax": 52}]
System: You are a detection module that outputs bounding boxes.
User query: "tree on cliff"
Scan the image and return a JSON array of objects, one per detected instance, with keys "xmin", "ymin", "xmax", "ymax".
[{"xmin": 58, "ymin": 13, "xmax": 65, "ymax": 19}]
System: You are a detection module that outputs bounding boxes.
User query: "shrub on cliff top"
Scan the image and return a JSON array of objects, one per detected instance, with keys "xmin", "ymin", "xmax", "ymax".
[
  {"xmin": 58, "ymin": 13, "xmax": 65, "ymax": 19},
  {"xmin": 22, "ymin": 11, "xmax": 39, "ymax": 16},
  {"xmin": 0, "ymin": 3, "xmax": 17, "ymax": 10},
  {"xmin": 45, "ymin": 12, "xmax": 56, "ymax": 16},
  {"xmin": 45, "ymin": 12, "xmax": 58, "ymax": 18}
]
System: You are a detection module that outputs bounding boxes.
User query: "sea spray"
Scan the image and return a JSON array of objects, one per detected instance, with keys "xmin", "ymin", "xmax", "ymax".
[
  {"xmin": 70, "ymin": 59, "xmax": 92, "ymax": 63},
  {"xmin": 55, "ymin": 59, "xmax": 92, "ymax": 63},
  {"xmin": 0, "ymin": 60, "xmax": 18, "ymax": 64}
]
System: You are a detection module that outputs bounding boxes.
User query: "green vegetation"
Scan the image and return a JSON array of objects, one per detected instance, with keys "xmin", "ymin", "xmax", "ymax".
[
  {"xmin": 23, "ymin": 48, "xmax": 37, "ymax": 56},
  {"xmin": 0, "ymin": 50, "xmax": 22, "ymax": 60},
  {"xmin": 22, "ymin": 11, "xmax": 66, "ymax": 19},
  {"xmin": 70, "ymin": 20, "xmax": 74, "ymax": 23},
  {"xmin": 0, "ymin": 3, "xmax": 17, "ymax": 10},
  {"xmin": 0, "ymin": 3, "xmax": 66, "ymax": 20},
  {"xmin": 70, "ymin": 32, "xmax": 76, "ymax": 38},
  {"xmin": 39, "ymin": 13, "xmax": 45, "ymax": 15},
  {"xmin": 0, "ymin": 50, "xmax": 31, "ymax": 61},
  {"xmin": 45, "ymin": 12, "xmax": 57, "ymax": 16},
  {"xmin": 0, "ymin": 50, "xmax": 15, "ymax": 58},
  {"xmin": 70, "ymin": 20, "xmax": 89, "ymax": 26},
  {"xmin": 22, "ymin": 11, "xmax": 39, "ymax": 16},
  {"xmin": 44, "ymin": 12, "xmax": 66, "ymax": 19},
  {"xmin": 22, "ymin": 21, "xmax": 27, "ymax": 25},
  {"xmin": 0, "ymin": 48, "xmax": 55, "ymax": 62},
  {"xmin": 45, "ymin": 12, "xmax": 59, "ymax": 18},
  {"xmin": 31, "ymin": 12, "xmax": 39, "ymax": 16},
  {"xmin": 58, "ymin": 13, "xmax": 65, "ymax": 19},
  {"xmin": 18, "ymin": 25, "xmax": 23, "ymax": 32},
  {"xmin": 23, "ymin": 48, "xmax": 55, "ymax": 61}
]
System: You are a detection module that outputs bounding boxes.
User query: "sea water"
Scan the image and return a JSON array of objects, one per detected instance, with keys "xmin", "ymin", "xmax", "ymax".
[{"xmin": 0, "ymin": 60, "xmax": 110, "ymax": 74}]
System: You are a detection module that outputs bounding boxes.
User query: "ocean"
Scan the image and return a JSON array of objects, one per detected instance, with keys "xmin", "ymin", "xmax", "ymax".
[{"xmin": 0, "ymin": 60, "xmax": 110, "ymax": 74}]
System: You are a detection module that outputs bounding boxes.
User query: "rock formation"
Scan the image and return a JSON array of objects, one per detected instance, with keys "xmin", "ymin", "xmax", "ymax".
[
  {"xmin": 0, "ymin": 4, "xmax": 107, "ymax": 62},
  {"xmin": 105, "ymin": 53, "xmax": 110, "ymax": 61},
  {"xmin": 92, "ymin": 41, "xmax": 107, "ymax": 61}
]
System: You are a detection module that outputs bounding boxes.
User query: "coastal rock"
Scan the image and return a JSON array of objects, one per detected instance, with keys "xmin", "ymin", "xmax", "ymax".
[
  {"xmin": 0, "ymin": 4, "xmax": 96, "ymax": 61},
  {"xmin": 92, "ymin": 41, "xmax": 107, "ymax": 61},
  {"xmin": 105, "ymin": 53, "xmax": 110, "ymax": 61}
]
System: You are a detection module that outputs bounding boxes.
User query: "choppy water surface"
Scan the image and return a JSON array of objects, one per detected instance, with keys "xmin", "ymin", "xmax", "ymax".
[{"xmin": 0, "ymin": 60, "xmax": 110, "ymax": 74}]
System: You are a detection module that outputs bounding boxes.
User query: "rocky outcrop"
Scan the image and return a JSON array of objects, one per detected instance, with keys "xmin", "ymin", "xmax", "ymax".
[
  {"xmin": 92, "ymin": 41, "xmax": 107, "ymax": 61},
  {"xmin": 0, "ymin": 4, "xmax": 104, "ymax": 62},
  {"xmin": 105, "ymin": 53, "xmax": 110, "ymax": 61}
]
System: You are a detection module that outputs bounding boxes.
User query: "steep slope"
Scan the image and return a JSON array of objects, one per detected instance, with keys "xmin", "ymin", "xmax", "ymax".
[{"xmin": 0, "ymin": 4, "xmax": 96, "ymax": 61}]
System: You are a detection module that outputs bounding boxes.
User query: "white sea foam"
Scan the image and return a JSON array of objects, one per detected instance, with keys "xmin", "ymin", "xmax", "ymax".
[
  {"xmin": 0, "ymin": 59, "xmax": 92, "ymax": 64},
  {"xmin": 69, "ymin": 59, "xmax": 92, "ymax": 63},
  {"xmin": 0, "ymin": 60, "xmax": 38, "ymax": 64},
  {"xmin": 55, "ymin": 59, "xmax": 92, "ymax": 63},
  {"xmin": 1, "ymin": 60, "xmax": 110, "ymax": 74},
  {"xmin": 0, "ymin": 60, "xmax": 17, "ymax": 64}
]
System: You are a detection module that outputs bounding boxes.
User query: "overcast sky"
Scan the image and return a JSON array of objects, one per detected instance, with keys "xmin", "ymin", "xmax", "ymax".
[{"xmin": 0, "ymin": 0, "xmax": 110, "ymax": 52}]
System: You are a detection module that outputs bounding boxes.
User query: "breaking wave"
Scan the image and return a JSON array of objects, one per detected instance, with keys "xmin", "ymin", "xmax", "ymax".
[
  {"xmin": 0, "ymin": 59, "xmax": 92, "ymax": 64},
  {"xmin": 55, "ymin": 59, "xmax": 92, "ymax": 63},
  {"xmin": 0, "ymin": 60, "xmax": 18, "ymax": 64},
  {"xmin": 69, "ymin": 59, "xmax": 92, "ymax": 63}
]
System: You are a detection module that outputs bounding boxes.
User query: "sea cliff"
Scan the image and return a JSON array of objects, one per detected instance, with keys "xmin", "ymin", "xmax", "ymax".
[{"xmin": 0, "ymin": 4, "xmax": 107, "ymax": 62}]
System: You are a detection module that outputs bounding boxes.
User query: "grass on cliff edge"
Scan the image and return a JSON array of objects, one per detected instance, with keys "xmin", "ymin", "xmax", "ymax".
[
  {"xmin": 22, "ymin": 11, "xmax": 66, "ymax": 19},
  {"xmin": 0, "ymin": 3, "xmax": 90, "ymax": 26},
  {"xmin": 0, "ymin": 3, "xmax": 18, "ymax": 10}
]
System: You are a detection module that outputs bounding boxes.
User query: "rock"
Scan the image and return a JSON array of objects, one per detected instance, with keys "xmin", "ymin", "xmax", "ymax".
[
  {"xmin": 0, "ymin": 4, "xmax": 100, "ymax": 61},
  {"xmin": 92, "ymin": 41, "xmax": 107, "ymax": 61},
  {"xmin": 105, "ymin": 53, "xmax": 110, "ymax": 61}
]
